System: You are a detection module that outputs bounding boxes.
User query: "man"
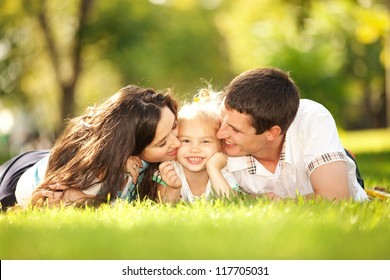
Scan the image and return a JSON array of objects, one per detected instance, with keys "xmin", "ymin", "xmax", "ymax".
[{"xmin": 217, "ymin": 67, "xmax": 367, "ymax": 201}]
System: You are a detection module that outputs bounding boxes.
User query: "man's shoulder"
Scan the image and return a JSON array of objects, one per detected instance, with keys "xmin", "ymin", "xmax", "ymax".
[
  {"xmin": 298, "ymin": 99, "xmax": 329, "ymax": 113},
  {"xmin": 226, "ymin": 156, "xmax": 249, "ymax": 172},
  {"xmin": 291, "ymin": 99, "xmax": 334, "ymax": 128}
]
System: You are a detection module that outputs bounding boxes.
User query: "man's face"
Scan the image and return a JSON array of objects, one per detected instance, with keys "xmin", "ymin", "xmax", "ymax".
[{"xmin": 217, "ymin": 102, "xmax": 267, "ymax": 157}]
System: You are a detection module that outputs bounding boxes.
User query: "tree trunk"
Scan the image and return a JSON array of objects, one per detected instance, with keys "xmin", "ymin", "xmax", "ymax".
[
  {"xmin": 385, "ymin": 2, "xmax": 390, "ymax": 128},
  {"xmin": 32, "ymin": 0, "xmax": 94, "ymax": 133}
]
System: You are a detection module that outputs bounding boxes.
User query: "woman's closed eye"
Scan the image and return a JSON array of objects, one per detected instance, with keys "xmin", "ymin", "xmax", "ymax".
[
  {"xmin": 172, "ymin": 121, "xmax": 178, "ymax": 130},
  {"xmin": 158, "ymin": 141, "xmax": 167, "ymax": 147}
]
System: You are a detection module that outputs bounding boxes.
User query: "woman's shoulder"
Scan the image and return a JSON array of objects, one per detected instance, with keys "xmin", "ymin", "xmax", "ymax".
[{"xmin": 17, "ymin": 154, "xmax": 49, "ymax": 187}]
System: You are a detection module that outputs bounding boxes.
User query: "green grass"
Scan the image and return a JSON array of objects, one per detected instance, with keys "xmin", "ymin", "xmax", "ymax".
[
  {"xmin": 340, "ymin": 128, "xmax": 390, "ymax": 189},
  {"xmin": 0, "ymin": 129, "xmax": 389, "ymax": 260},
  {"xmin": 339, "ymin": 128, "xmax": 390, "ymax": 154},
  {"xmin": 1, "ymin": 199, "xmax": 389, "ymax": 260}
]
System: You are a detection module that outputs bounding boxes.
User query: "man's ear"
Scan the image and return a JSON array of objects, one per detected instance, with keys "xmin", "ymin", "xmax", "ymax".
[{"xmin": 266, "ymin": 125, "xmax": 282, "ymax": 141}]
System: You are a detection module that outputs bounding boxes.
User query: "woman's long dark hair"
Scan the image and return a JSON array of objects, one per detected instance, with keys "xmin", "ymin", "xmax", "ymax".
[
  {"xmin": 31, "ymin": 85, "xmax": 178, "ymax": 207},
  {"xmin": 135, "ymin": 162, "xmax": 161, "ymax": 202}
]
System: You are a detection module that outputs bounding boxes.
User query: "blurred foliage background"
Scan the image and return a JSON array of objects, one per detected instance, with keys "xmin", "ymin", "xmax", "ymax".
[{"xmin": 0, "ymin": 0, "xmax": 389, "ymax": 161}]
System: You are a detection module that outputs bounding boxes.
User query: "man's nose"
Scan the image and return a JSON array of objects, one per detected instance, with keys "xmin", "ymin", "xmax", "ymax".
[{"xmin": 217, "ymin": 122, "xmax": 229, "ymax": 139}]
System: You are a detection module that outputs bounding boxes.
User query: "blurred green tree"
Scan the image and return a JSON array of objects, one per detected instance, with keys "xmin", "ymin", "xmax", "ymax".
[
  {"xmin": 0, "ymin": 0, "xmax": 232, "ymax": 139},
  {"xmin": 0, "ymin": 0, "xmax": 388, "ymax": 158},
  {"xmin": 216, "ymin": 0, "xmax": 388, "ymax": 129},
  {"xmin": 85, "ymin": 0, "xmax": 232, "ymax": 101},
  {"xmin": 0, "ymin": 0, "xmax": 94, "ymax": 137}
]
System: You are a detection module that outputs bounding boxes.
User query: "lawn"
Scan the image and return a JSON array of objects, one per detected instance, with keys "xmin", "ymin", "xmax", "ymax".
[
  {"xmin": 340, "ymin": 128, "xmax": 390, "ymax": 189},
  {"xmin": 0, "ymin": 129, "xmax": 389, "ymax": 260}
]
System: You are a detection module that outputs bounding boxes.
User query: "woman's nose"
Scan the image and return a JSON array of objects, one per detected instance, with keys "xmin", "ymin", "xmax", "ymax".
[{"xmin": 169, "ymin": 133, "xmax": 181, "ymax": 148}]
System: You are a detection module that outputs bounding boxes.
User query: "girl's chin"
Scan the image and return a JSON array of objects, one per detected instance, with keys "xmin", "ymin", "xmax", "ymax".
[{"xmin": 186, "ymin": 166, "xmax": 206, "ymax": 172}]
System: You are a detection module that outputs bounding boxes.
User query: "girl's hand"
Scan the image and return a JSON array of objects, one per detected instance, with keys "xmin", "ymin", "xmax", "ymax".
[
  {"xmin": 125, "ymin": 156, "xmax": 143, "ymax": 184},
  {"xmin": 159, "ymin": 161, "xmax": 182, "ymax": 189},
  {"xmin": 206, "ymin": 152, "xmax": 228, "ymax": 171}
]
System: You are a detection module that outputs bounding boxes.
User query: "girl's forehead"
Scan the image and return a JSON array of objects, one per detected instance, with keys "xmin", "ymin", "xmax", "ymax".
[
  {"xmin": 179, "ymin": 117, "xmax": 210, "ymax": 129},
  {"xmin": 179, "ymin": 118, "xmax": 218, "ymax": 137}
]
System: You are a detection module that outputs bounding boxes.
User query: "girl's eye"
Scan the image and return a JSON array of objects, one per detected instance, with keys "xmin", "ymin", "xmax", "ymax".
[{"xmin": 181, "ymin": 139, "xmax": 190, "ymax": 143}]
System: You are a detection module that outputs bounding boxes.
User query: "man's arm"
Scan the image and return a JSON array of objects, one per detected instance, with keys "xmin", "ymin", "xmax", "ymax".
[
  {"xmin": 309, "ymin": 161, "xmax": 351, "ymax": 200},
  {"xmin": 258, "ymin": 161, "xmax": 351, "ymax": 201}
]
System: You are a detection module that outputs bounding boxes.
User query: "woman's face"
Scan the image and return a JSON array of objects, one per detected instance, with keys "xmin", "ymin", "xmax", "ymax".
[{"xmin": 140, "ymin": 106, "xmax": 181, "ymax": 163}]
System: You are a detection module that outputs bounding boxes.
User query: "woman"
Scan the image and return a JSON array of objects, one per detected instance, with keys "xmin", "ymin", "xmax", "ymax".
[
  {"xmin": 0, "ymin": 150, "xmax": 50, "ymax": 209},
  {"xmin": 0, "ymin": 84, "xmax": 180, "ymax": 209}
]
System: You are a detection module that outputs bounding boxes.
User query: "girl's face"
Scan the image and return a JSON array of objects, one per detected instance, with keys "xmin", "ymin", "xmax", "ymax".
[
  {"xmin": 177, "ymin": 119, "xmax": 221, "ymax": 172},
  {"xmin": 140, "ymin": 106, "xmax": 180, "ymax": 163}
]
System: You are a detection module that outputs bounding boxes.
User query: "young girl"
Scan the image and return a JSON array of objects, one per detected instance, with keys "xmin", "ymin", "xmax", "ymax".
[{"xmin": 156, "ymin": 89, "xmax": 239, "ymax": 203}]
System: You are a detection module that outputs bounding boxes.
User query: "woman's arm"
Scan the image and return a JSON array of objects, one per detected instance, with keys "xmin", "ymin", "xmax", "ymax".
[
  {"xmin": 32, "ymin": 184, "xmax": 96, "ymax": 207},
  {"xmin": 125, "ymin": 156, "xmax": 143, "ymax": 184}
]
